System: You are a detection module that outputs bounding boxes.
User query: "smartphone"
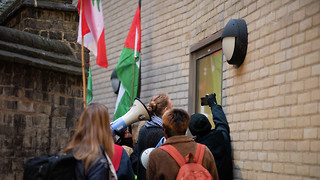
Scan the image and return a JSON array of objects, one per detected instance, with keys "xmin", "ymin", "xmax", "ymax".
[{"xmin": 200, "ymin": 97, "xmax": 208, "ymax": 106}]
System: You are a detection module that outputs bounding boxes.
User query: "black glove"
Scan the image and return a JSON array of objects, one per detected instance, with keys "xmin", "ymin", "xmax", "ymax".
[
  {"xmin": 114, "ymin": 129, "xmax": 124, "ymax": 137},
  {"xmin": 206, "ymin": 93, "xmax": 217, "ymax": 107}
]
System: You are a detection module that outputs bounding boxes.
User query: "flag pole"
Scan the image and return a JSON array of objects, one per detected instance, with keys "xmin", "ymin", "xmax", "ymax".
[
  {"xmin": 130, "ymin": 0, "xmax": 141, "ymax": 105},
  {"xmin": 81, "ymin": 0, "xmax": 87, "ymax": 108},
  {"xmin": 137, "ymin": 0, "xmax": 141, "ymax": 99},
  {"xmin": 130, "ymin": 59, "xmax": 135, "ymax": 106},
  {"xmin": 81, "ymin": 38, "xmax": 87, "ymax": 108}
]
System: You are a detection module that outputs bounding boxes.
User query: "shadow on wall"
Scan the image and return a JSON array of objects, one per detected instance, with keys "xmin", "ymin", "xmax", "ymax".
[{"xmin": 231, "ymin": 140, "xmax": 243, "ymax": 180}]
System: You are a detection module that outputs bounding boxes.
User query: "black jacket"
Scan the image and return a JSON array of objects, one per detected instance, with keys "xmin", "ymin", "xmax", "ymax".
[
  {"xmin": 194, "ymin": 105, "xmax": 233, "ymax": 180},
  {"xmin": 74, "ymin": 154, "xmax": 110, "ymax": 180},
  {"xmin": 130, "ymin": 123, "xmax": 164, "ymax": 180}
]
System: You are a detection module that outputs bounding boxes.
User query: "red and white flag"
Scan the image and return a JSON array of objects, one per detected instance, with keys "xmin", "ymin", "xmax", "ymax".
[{"xmin": 77, "ymin": 0, "xmax": 108, "ymax": 68}]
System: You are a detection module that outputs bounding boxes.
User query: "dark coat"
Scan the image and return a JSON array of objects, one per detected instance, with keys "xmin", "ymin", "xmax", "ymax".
[
  {"xmin": 147, "ymin": 135, "xmax": 219, "ymax": 180},
  {"xmin": 75, "ymin": 154, "xmax": 110, "ymax": 180},
  {"xmin": 192, "ymin": 105, "xmax": 233, "ymax": 180},
  {"xmin": 116, "ymin": 147, "xmax": 135, "ymax": 180},
  {"xmin": 130, "ymin": 124, "xmax": 164, "ymax": 180}
]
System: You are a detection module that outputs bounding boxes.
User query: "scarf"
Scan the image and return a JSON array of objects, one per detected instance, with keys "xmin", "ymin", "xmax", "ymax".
[{"xmin": 145, "ymin": 115, "xmax": 162, "ymax": 128}]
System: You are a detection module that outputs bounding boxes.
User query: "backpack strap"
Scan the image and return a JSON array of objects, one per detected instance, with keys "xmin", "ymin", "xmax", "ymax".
[
  {"xmin": 194, "ymin": 143, "xmax": 205, "ymax": 164},
  {"xmin": 159, "ymin": 145, "xmax": 185, "ymax": 167},
  {"xmin": 159, "ymin": 144, "xmax": 206, "ymax": 167},
  {"xmin": 112, "ymin": 144, "xmax": 123, "ymax": 171}
]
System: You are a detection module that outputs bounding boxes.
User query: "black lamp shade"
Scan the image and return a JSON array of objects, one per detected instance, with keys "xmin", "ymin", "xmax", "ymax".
[{"xmin": 221, "ymin": 19, "xmax": 248, "ymax": 67}]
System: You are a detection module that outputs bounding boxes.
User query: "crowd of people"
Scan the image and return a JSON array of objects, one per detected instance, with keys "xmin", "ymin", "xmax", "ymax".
[{"xmin": 60, "ymin": 93, "xmax": 233, "ymax": 180}]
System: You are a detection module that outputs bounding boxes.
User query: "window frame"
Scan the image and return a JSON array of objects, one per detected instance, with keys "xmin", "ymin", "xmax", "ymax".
[{"xmin": 188, "ymin": 30, "xmax": 223, "ymax": 114}]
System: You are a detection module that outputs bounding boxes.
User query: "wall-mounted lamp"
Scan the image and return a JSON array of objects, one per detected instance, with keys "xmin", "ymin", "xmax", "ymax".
[
  {"xmin": 111, "ymin": 69, "xmax": 120, "ymax": 94},
  {"xmin": 221, "ymin": 19, "xmax": 248, "ymax": 68}
]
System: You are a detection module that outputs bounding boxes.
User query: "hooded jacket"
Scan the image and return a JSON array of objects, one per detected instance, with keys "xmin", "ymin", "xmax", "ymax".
[{"xmin": 189, "ymin": 105, "xmax": 233, "ymax": 180}]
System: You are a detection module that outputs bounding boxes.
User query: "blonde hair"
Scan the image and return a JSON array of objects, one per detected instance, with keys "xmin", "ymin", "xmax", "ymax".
[
  {"xmin": 62, "ymin": 103, "xmax": 114, "ymax": 173},
  {"xmin": 147, "ymin": 93, "xmax": 171, "ymax": 117},
  {"xmin": 162, "ymin": 108, "xmax": 190, "ymax": 137}
]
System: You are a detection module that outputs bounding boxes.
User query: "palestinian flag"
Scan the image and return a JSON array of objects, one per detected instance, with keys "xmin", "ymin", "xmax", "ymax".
[{"xmin": 114, "ymin": 4, "xmax": 141, "ymax": 120}]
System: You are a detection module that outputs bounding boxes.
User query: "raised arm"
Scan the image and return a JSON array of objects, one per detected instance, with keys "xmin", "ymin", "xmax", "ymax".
[{"xmin": 206, "ymin": 93, "xmax": 230, "ymax": 135}]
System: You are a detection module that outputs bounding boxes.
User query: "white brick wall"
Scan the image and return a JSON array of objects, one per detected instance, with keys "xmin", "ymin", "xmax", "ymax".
[{"xmin": 88, "ymin": 0, "xmax": 320, "ymax": 179}]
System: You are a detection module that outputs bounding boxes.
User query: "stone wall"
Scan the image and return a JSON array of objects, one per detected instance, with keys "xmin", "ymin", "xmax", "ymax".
[
  {"xmin": 0, "ymin": 1, "xmax": 86, "ymax": 179},
  {"xmin": 0, "ymin": 60, "xmax": 83, "ymax": 180},
  {"xmin": 93, "ymin": 0, "xmax": 320, "ymax": 179},
  {"xmin": 0, "ymin": 0, "xmax": 87, "ymax": 61}
]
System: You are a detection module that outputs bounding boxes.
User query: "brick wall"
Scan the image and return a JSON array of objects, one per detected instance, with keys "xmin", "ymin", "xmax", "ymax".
[
  {"xmin": 93, "ymin": 0, "xmax": 320, "ymax": 179},
  {"xmin": 222, "ymin": 0, "xmax": 320, "ymax": 179}
]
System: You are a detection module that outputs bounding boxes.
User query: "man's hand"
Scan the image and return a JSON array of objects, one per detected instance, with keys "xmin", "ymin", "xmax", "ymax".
[{"xmin": 205, "ymin": 93, "xmax": 217, "ymax": 107}]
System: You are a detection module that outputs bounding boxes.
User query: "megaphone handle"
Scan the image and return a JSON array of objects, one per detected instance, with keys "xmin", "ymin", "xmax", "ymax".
[
  {"xmin": 155, "ymin": 136, "xmax": 166, "ymax": 148},
  {"xmin": 111, "ymin": 118, "xmax": 127, "ymax": 133}
]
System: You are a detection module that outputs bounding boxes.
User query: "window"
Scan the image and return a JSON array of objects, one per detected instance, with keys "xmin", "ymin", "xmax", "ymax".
[{"xmin": 188, "ymin": 30, "xmax": 222, "ymax": 129}]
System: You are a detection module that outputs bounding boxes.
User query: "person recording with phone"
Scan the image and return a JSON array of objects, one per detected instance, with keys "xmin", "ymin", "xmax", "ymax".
[{"xmin": 189, "ymin": 93, "xmax": 233, "ymax": 180}]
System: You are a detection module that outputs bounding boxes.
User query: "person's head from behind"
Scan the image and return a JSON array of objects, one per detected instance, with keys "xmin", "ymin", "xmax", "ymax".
[
  {"xmin": 147, "ymin": 93, "xmax": 173, "ymax": 117},
  {"xmin": 162, "ymin": 108, "xmax": 190, "ymax": 138},
  {"xmin": 189, "ymin": 113, "xmax": 211, "ymax": 138},
  {"xmin": 63, "ymin": 103, "xmax": 114, "ymax": 172}
]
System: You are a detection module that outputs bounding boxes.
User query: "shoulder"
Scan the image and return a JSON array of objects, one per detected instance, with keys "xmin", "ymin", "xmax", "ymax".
[
  {"xmin": 202, "ymin": 145, "xmax": 213, "ymax": 156},
  {"xmin": 91, "ymin": 155, "xmax": 108, "ymax": 168},
  {"xmin": 74, "ymin": 155, "xmax": 109, "ymax": 179},
  {"xmin": 75, "ymin": 160, "xmax": 86, "ymax": 179},
  {"xmin": 139, "ymin": 125, "xmax": 161, "ymax": 133},
  {"xmin": 139, "ymin": 126, "xmax": 163, "ymax": 140},
  {"xmin": 150, "ymin": 148, "xmax": 163, "ymax": 156},
  {"xmin": 148, "ymin": 147, "xmax": 173, "ymax": 169},
  {"xmin": 197, "ymin": 131, "xmax": 224, "ymax": 142},
  {"xmin": 203, "ymin": 145, "xmax": 213, "ymax": 154},
  {"xmin": 149, "ymin": 148, "xmax": 168, "ymax": 161},
  {"xmin": 87, "ymin": 155, "xmax": 110, "ymax": 178},
  {"xmin": 198, "ymin": 145, "xmax": 214, "ymax": 165},
  {"xmin": 143, "ymin": 125, "xmax": 162, "ymax": 131}
]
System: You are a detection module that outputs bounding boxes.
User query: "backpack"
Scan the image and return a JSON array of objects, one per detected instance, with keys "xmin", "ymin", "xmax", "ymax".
[
  {"xmin": 159, "ymin": 143, "xmax": 213, "ymax": 180},
  {"xmin": 23, "ymin": 153, "xmax": 77, "ymax": 180}
]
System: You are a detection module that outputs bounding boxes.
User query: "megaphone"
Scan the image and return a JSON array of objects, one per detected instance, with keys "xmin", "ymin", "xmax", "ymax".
[
  {"xmin": 141, "ymin": 147, "xmax": 155, "ymax": 169},
  {"xmin": 111, "ymin": 98, "xmax": 150, "ymax": 134}
]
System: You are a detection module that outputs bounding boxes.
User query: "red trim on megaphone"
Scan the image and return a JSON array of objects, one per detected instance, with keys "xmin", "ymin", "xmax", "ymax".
[{"xmin": 134, "ymin": 98, "xmax": 151, "ymax": 121}]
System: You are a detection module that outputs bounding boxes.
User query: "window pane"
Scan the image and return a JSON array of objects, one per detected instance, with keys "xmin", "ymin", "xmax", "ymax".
[{"xmin": 196, "ymin": 49, "xmax": 222, "ymax": 129}]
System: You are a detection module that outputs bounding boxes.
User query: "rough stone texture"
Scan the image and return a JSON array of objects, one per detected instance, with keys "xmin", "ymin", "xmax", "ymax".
[
  {"xmin": 0, "ymin": 0, "xmax": 86, "ymax": 179},
  {"xmin": 0, "ymin": 0, "xmax": 89, "ymax": 62},
  {"xmin": 0, "ymin": 60, "xmax": 83, "ymax": 180},
  {"xmin": 0, "ymin": 26, "xmax": 84, "ymax": 75}
]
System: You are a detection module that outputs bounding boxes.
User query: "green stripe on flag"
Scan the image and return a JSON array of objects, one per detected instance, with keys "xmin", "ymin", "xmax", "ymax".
[
  {"xmin": 114, "ymin": 47, "xmax": 140, "ymax": 120},
  {"xmin": 87, "ymin": 65, "xmax": 93, "ymax": 103}
]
